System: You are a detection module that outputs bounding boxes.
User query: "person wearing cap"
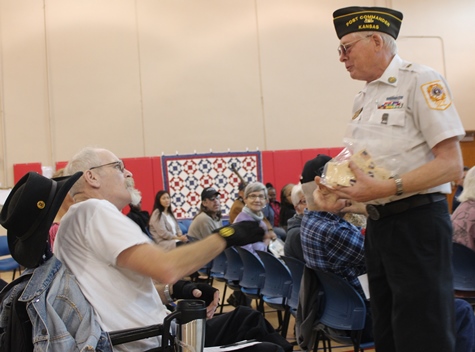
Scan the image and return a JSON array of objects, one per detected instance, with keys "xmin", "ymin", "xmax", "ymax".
[
  {"xmin": 187, "ymin": 186, "xmax": 223, "ymax": 241},
  {"xmin": 295, "ymin": 154, "xmax": 372, "ymax": 349},
  {"xmin": 299, "ymin": 154, "xmax": 368, "ymax": 298},
  {"xmin": 330, "ymin": 6, "xmax": 465, "ymax": 351},
  {"xmin": 49, "ymin": 147, "xmax": 292, "ymax": 352},
  {"xmin": 302, "ymin": 159, "xmax": 475, "ymax": 352}
]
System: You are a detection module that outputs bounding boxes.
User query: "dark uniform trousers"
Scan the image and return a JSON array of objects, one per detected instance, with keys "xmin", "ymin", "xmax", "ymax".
[{"xmin": 365, "ymin": 199, "xmax": 456, "ymax": 352}]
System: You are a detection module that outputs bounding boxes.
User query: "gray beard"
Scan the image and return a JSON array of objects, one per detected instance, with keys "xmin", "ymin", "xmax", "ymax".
[{"xmin": 129, "ymin": 188, "xmax": 142, "ymax": 206}]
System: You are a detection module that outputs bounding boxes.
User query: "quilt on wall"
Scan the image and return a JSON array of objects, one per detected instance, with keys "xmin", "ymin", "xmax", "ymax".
[{"xmin": 162, "ymin": 152, "xmax": 262, "ymax": 219}]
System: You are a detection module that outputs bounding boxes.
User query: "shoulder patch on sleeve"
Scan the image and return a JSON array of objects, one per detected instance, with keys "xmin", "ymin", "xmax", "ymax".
[{"xmin": 420, "ymin": 80, "xmax": 452, "ymax": 110}]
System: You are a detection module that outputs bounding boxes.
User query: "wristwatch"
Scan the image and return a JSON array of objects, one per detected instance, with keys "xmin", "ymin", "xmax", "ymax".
[
  {"xmin": 164, "ymin": 284, "xmax": 174, "ymax": 303},
  {"xmin": 394, "ymin": 175, "xmax": 404, "ymax": 196}
]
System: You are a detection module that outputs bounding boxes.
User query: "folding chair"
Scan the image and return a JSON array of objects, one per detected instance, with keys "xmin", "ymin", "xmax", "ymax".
[
  {"xmin": 236, "ymin": 247, "xmax": 266, "ymax": 312},
  {"xmin": 256, "ymin": 250, "xmax": 293, "ymax": 337},
  {"xmin": 312, "ymin": 269, "xmax": 374, "ymax": 352}
]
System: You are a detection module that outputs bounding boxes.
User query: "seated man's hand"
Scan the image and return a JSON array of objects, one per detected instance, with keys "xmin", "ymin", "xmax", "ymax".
[
  {"xmin": 172, "ymin": 280, "xmax": 219, "ymax": 318},
  {"xmin": 313, "ymin": 177, "xmax": 349, "ymax": 213},
  {"xmin": 194, "ymin": 287, "xmax": 220, "ymax": 319},
  {"xmin": 213, "ymin": 221, "xmax": 265, "ymax": 248}
]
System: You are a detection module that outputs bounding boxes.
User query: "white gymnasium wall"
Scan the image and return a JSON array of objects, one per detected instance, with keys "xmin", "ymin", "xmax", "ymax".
[{"xmin": 0, "ymin": 0, "xmax": 473, "ymax": 187}]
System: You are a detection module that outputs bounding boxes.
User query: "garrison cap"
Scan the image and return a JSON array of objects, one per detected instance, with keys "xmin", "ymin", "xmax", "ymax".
[{"xmin": 333, "ymin": 6, "xmax": 403, "ymax": 39}]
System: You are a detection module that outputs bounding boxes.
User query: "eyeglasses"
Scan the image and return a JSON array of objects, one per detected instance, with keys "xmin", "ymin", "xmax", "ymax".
[
  {"xmin": 338, "ymin": 34, "xmax": 372, "ymax": 56},
  {"xmin": 247, "ymin": 194, "xmax": 266, "ymax": 200},
  {"xmin": 89, "ymin": 160, "xmax": 125, "ymax": 173}
]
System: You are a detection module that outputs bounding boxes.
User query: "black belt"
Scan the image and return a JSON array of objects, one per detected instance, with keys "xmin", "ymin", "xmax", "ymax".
[{"xmin": 366, "ymin": 193, "xmax": 446, "ymax": 221}]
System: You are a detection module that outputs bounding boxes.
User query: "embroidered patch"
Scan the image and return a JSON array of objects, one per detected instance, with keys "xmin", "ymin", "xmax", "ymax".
[{"xmin": 421, "ymin": 80, "xmax": 452, "ymax": 110}]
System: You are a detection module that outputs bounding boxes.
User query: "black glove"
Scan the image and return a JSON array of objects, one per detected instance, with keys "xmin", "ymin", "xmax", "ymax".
[
  {"xmin": 213, "ymin": 220, "xmax": 265, "ymax": 248},
  {"xmin": 172, "ymin": 280, "xmax": 218, "ymax": 306}
]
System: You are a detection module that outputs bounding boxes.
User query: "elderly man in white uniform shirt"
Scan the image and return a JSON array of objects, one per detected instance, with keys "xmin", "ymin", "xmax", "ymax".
[{"xmin": 325, "ymin": 6, "xmax": 466, "ymax": 352}]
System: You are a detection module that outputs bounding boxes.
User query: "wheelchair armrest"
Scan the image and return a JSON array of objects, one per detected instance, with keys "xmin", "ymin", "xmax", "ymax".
[{"xmin": 109, "ymin": 324, "xmax": 164, "ymax": 346}]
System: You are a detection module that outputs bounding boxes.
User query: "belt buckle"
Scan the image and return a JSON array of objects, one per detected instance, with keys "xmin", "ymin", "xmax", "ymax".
[{"xmin": 366, "ymin": 204, "xmax": 380, "ymax": 221}]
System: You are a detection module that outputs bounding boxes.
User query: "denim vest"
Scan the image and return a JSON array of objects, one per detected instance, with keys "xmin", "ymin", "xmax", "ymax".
[{"xmin": 0, "ymin": 256, "xmax": 112, "ymax": 352}]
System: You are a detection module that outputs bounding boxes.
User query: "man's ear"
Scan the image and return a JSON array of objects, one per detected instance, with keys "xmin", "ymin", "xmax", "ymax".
[
  {"xmin": 373, "ymin": 33, "xmax": 383, "ymax": 51},
  {"xmin": 84, "ymin": 169, "xmax": 101, "ymax": 188}
]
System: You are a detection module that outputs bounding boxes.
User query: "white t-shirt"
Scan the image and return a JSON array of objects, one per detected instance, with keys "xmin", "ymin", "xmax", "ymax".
[{"xmin": 55, "ymin": 199, "xmax": 168, "ymax": 351}]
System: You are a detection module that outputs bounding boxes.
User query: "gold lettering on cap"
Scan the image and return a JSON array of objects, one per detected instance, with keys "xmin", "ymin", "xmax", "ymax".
[
  {"xmin": 37, "ymin": 201, "xmax": 45, "ymax": 209},
  {"xmin": 345, "ymin": 16, "xmax": 359, "ymax": 27},
  {"xmin": 358, "ymin": 24, "xmax": 380, "ymax": 30},
  {"xmin": 359, "ymin": 15, "xmax": 390, "ymax": 27}
]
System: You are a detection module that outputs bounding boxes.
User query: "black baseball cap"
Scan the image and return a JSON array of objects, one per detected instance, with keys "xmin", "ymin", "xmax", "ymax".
[{"xmin": 201, "ymin": 187, "xmax": 220, "ymax": 200}]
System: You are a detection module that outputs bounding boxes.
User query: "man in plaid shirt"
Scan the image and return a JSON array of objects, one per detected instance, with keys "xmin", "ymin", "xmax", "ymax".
[{"xmin": 299, "ymin": 154, "xmax": 367, "ymax": 297}]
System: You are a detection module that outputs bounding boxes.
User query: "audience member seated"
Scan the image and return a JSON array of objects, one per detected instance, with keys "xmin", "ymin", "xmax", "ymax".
[
  {"xmin": 234, "ymin": 181, "xmax": 277, "ymax": 256},
  {"xmin": 266, "ymin": 183, "xmax": 281, "ymax": 227},
  {"xmin": 300, "ymin": 155, "xmax": 367, "ymax": 298},
  {"xmin": 278, "ymin": 183, "xmax": 296, "ymax": 232},
  {"xmin": 452, "ymin": 166, "xmax": 470, "ymax": 212},
  {"xmin": 52, "ymin": 147, "xmax": 290, "ymax": 352},
  {"xmin": 452, "ymin": 166, "xmax": 475, "ymax": 251},
  {"xmin": 228, "ymin": 182, "xmax": 246, "ymax": 223},
  {"xmin": 126, "ymin": 190, "xmax": 151, "ymax": 238},
  {"xmin": 299, "ymin": 154, "xmax": 372, "ymax": 344},
  {"xmin": 48, "ymin": 168, "xmax": 74, "ymax": 250},
  {"xmin": 264, "ymin": 183, "xmax": 286, "ymax": 240},
  {"xmin": 187, "ymin": 187, "xmax": 223, "ymax": 241},
  {"xmin": 149, "ymin": 190, "xmax": 188, "ymax": 251},
  {"xmin": 283, "ymin": 184, "xmax": 306, "ymax": 263},
  {"xmin": 229, "ymin": 181, "xmax": 277, "ymax": 307}
]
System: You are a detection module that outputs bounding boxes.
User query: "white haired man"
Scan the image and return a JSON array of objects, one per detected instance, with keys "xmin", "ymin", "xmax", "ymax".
[{"xmin": 54, "ymin": 147, "xmax": 291, "ymax": 352}]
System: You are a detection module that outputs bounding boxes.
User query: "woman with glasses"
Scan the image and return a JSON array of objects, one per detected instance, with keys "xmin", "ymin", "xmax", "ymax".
[
  {"xmin": 233, "ymin": 182, "xmax": 276, "ymax": 256},
  {"xmin": 149, "ymin": 190, "xmax": 188, "ymax": 251}
]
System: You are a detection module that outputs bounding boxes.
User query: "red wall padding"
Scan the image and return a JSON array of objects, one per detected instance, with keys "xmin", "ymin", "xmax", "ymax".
[
  {"xmin": 55, "ymin": 161, "xmax": 68, "ymax": 171},
  {"xmin": 12, "ymin": 147, "xmax": 343, "ymax": 212},
  {"xmin": 262, "ymin": 150, "xmax": 302, "ymax": 199},
  {"xmin": 13, "ymin": 163, "xmax": 42, "ymax": 184},
  {"xmin": 261, "ymin": 147, "xmax": 344, "ymax": 201},
  {"xmin": 122, "ymin": 157, "xmax": 155, "ymax": 213}
]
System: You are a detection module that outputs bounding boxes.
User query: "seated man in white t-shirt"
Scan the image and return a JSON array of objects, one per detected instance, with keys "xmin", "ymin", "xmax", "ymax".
[{"xmin": 55, "ymin": 147, "xmax": 291, "ymax": 352}]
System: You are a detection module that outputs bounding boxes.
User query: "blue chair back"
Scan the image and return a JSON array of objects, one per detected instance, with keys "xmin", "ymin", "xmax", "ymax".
[
  {"xmin": 453, "ymin": 242, "xmax": 475, "ymax": 291},
  {"xmin": 256, "ymin": 250, "xmax": 292, "ymax": 299},
  {"xmin": 281, "ymin": 256, "xmax": 305, "ymax": 310},
  {"xmin": 236, "ymin": 247, "xmax": 266, "ymax": 290},
  {"xmin": 223, "ymin": 247, "xmax": 243, "ymax": 282},
  {"xmin": 210, "ymin": 251, "xmax": 227, "ymax": 279},
  {"xmin": 178, "ymin": 219, "xmax": 193, "ymax": 234},
  {"xmin": 0, "ymin": 236, "xmax": 11, "ymax": 257},
  {"xmin": 314, "ymin": 269, "xmax": 366, "ymax": 331}
]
